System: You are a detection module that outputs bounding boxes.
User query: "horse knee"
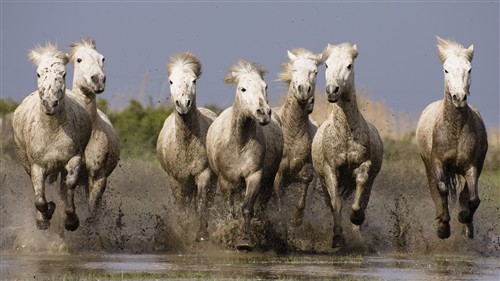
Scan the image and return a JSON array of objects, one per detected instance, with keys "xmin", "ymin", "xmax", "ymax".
[
  {"xmin": 437, "ymin": 182, "xmax": 448, "ymax": 196},
  {"xmin": 299, "ymin": 164, "xmax": 314, "ymax": 184}
]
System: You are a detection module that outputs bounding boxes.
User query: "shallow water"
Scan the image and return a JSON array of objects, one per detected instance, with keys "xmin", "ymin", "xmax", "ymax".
[{"xmin": 1, "ymin": 252, "xmax": 499, "ymax": 280}]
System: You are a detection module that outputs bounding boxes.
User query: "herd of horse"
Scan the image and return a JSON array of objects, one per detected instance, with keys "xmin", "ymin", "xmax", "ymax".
[{"xmin": 12, "ymin": 36, "xmax": 487, "ymax": 251}]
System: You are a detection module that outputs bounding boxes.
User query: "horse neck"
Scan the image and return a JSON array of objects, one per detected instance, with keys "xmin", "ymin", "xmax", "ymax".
[
  {"xmin": 336, "ymin": 82, "xmax": 363, "ymax": 129},
  {"xmin": 281, "ymin": 87, "xmax": 310, "ymax": 138},
  {"xmin": 442, "ymin": 89, "xmax": 468, "ymax": 130},
  {"xmin": 175, "ymin": 103, "xmax": 200, "ymax": 141},
  {"xmin": 72, "ymin": 83, "xmax": 98, "ymax": 120},
  {"xmin": 231, "ymin": 98, "xmax": 257, "ymax": 146}
]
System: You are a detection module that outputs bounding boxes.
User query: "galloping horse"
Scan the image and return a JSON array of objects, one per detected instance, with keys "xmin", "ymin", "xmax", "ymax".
[
  {"xmin": 312, "ymin": 43, "xmax": 383, "ymax": 248},
  {"xmin": 416, "ymin": 37, "xmax": 487, "ymax": 239},
  {"xmin": 206, "ymin": 60, "xmax": 283, "ymax": 251}
]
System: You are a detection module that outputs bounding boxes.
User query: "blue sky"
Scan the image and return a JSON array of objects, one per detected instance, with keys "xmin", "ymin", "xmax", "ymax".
[{"xmin": 1, "ymin": 1, "xmax": 498, "ymax": 128}]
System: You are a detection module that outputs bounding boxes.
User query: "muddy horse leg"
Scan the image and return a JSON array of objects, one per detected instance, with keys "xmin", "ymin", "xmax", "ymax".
[
  {"xmin": 322, "ymin": 166, "xmax": 344, "ymax": 248},
  {"xmin": 459, "ymin": 167, "xmax": 480, "ymax": 239},
  {"xmin": 291, "ymin": 163, "xmax": 314, "ymax": 227},
  {"xmin": 351, "ymin": 161, "xmax": 372, "ymax": 225},
  {"xmin": 31, "ymin": 165, "xmax": 55, "ymax": 230},
  {"xmin": 434, "ymin": 162, "xmax": 451, "ymax": 239},
  {"xmin": 88, "ymin": 173, "xmax": 107, "ymax": 214},
  {"xmin": 194, "ymin": 169, "xmax": 215, "ymax": 242},
  {"xmin": 63, "ymin": 156, "xmax": 82, "ymax": 231},
  {"xmin": 237, "ymin": 171, "xmax": 262, "ymax": 251}
]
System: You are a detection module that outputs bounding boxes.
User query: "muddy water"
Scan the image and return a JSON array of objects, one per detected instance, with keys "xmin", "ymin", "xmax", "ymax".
[
  {"xmin": 1, "ymin": 252, "xmax": 499, "ymax": 280},
  {"xmin": 1, "ymin": 155, "xmax": 499, "ymax": 280}
]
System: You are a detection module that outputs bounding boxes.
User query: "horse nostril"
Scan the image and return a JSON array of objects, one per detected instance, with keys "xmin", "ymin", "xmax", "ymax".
[
  {"xmin": 308, "ymin": 86, "xmax": 312, "ymax": 93},
  {"xmin": 256, "ymin": 108, "xmax": 263, "ymax": 115},
  {"xmin": 463, "ymin": 95, "xmax": 467, "ymax": 101},
  {"xmin": 298, "ymin": 85, "xmax": 302, "ymax": 92},
  {"xmin": 102, "ymin": 76, "xmax": 106, "ymax": 84},
  {"xmin": 333, "ymin": 86, "xmax": 340, "ymax": 94},
  {"xmin": 175, "ymin": 100, "xmax": 180, "ymax": 107},
  {"xmin": 53, "ymin": 100, "xmax": 59, "ymax": 107},
  {"xmin": 186, "ymin": 100, "xmax": 191, "ymax": 107}
]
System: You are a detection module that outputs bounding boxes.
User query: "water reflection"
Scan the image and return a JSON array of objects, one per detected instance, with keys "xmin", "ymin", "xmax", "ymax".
[{"xmin": 1, "ymin": 252, "xmax": 498, "ymax": 280}]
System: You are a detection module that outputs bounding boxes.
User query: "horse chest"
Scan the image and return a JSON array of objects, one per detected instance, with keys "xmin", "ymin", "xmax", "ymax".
[{"xmin": 324, "ymin": 123, "xmax": 368, "ymax": 167}]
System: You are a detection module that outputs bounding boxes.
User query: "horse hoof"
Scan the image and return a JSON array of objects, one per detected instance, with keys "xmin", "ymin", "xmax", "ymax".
[
  {"xmin": 65, "ymin": 214, "xmax": 80, "ymax": 231},
  {"xmin": 332, "ymin": 235, "xmax": 345, "ymax": 248},
  {"xmin": 36, "ymin": 219, "xmax": 50, "ymax": 230},
  {"xmin": 437, "ymin": 221, "xmax": 450, "ymax": 239},
  {"xmin": 350, "ymin": 210, "xmax": 365, "ymax": 226},
  {"xmin": 458, "ymin": 210, "xmax": 472, "ymax": 224},
  {"xmin": 236, "ymin": 237, "xmax": 254, "ymax": 252}
]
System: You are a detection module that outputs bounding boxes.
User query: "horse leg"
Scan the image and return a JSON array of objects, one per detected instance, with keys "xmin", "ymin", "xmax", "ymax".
[
  {"xmin": 433, "ymin": 162, "xmax": 451, "ymax": 239},
  {"xmin": 62, "ymin": 156, "xmax": 82, "ymax": 231},
  {"xmin": 31, "ymin": 165, "xmax": 55, "ymax": 230},
  {"xmin": 272, "ymin": 160, "xmax": 287, "ymax": 211},
  {"xmin": 459, "ymin": 167, "xmax": 480, "ymax": 239},
  {"xmin": 322, "ymin": 166, "xmax": 344, "ymax": 248},
  {"xmin": 237, "ymin": 171, "xmax": 262, "ymax": 251},
  {"xmin": 194, "ymin": 169, "xmax": 215, "ymax": 242},
  {"xmin": 351, "ymin": 161, "xmax": 371, "ymax": 225},
  {"xmin": 88, "ymin": 174, "xmax": 107, "ymax": 214},
  {"xmin": 291, "ymin": 163, "xmax": 314, "ymax": 227}
]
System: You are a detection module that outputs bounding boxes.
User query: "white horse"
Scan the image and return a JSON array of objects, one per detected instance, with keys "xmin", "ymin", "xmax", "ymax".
[
  {"xmin": 273, "ymin": 48, "xmax": 322, "ymax": 226},
  {"xmin": 67, "ymin": 38, "xmax": 120, "ymax": 213},
  {"xmin": 416, "ymin": 37, "xmax": 487, "ymax": 239},
  {"xmin": 12, "ymin": 43, "xmax": 92, "ymax": 230},
  {"xmin": 206, "ymin": 60, "xmax": 283, "ymax": 251},
  {"xmin": 157, "ymin": 51, "xmax": 217, "ymax": 242},
  {"xmin": 312, "ymin": 43, "xmax": 383, "ymax": 248}
]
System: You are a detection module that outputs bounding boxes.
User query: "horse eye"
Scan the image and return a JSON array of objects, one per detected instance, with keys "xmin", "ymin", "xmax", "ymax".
[
  {"xmin": 169, "ymin": 80, "xmax": 173, "ymax": 85},
  {"xmin": 193, "ymin": 80, "xmax": 196, "ymax": 84},
  {"xmin": 265, "ymin": 85, "xmax": 268, "ymax": 91},
  {"xmin": 102, "ymin": 57, "xmax": 105, "ymax": 63},
  {"xmin": 325, "ymin": 64, "xmax": 328, "ymax": 69},
  {"xmin": 347, "ymin": 64, "xmax": 352, "ymax": 70},
  {"xmin": 468, "ymin": 69, "xmax": 472, "ymax": 74},
  {"xmin": 63, "ymin": 73, "xmax": 66, "ymax": 78},
  {"xmin": 444, "ymin": 69, "xmax": 448, "ymax": 74},
  {"xmin": 241, "ymin": 87, "xmax": 246, "ymax": 92},
  {"xmin": 77, "ymin": 58, "xmax": 82, "ymax": 63},
  {"xmin": 37, "ymin": 73, "xmax": 40, "ymax": 78}
]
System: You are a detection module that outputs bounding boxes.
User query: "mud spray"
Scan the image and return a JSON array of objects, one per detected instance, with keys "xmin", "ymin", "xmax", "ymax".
[{"xmin": 1, "ymin": 155, "xmax": 499, "ymax": 257}]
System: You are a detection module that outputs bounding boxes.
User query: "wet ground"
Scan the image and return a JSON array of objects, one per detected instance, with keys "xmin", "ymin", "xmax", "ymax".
[
  {"xmin": 1, "ymin": 252, "xmax": 499, "ymax": 280},
  {"xmin": 1, "ymin": 153, "xmax": 499, "ymax": 280}
]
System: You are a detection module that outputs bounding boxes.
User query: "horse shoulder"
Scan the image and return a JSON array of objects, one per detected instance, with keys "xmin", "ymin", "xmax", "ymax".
[{"xmin": 416, "ymin": 100, "xmax": 442, "ymax": 158}]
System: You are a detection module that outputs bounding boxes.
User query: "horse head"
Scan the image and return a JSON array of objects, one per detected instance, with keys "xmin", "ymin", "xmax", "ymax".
[
  {"xmin": 280, "ymin": 48, "xmax": 322, "ymax": 104},
  {"xmin": 322, "ymin": 43, "xmax": 358, "ymax": 103},
  {"xmin": 28, "ymin": 43, "xmax": 68, "ymax": 115},
  {"xmin": 69, "ymin": 37, "xmax": 106, "ymax": 94},
  {"xmin": 437, "ymin": 36, "xmax": 474, "ymax": 109},
  {"xmin": 225, "ymin": 60, "xmax": 271, "ymax": 125},
  {"xmin": 167, "ymin": 52, "xmax": 202, "ymax": 116}
]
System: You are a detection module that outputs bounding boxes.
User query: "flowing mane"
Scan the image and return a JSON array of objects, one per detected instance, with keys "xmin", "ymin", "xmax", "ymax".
[
  {"xmin": 68, "ymin": 37, "xmax": 96, "ymax": 63},
  {"xmin": 28, "ymin": 43, "xmax": 68, "ymax": 66},
  {"xmin": 278, "ymin": 48, "xmax": 322, "ymax": 84},
  {"xmin": 167, "ymin": 51, "xmax": 202, "ymax": 78},
  {"xmin": 322, "ymin": 43, "xmax": 358, "ymax": 60},
  {"xmin": 436, "ymin": 36, "xmax": 474, "ymax": 64},
  {"xmin": 224, "ymin": 60, "xmax": 267, "ymax": 84}
]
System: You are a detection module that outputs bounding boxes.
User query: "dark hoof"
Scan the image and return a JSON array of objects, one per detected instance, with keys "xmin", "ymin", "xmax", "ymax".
[
  {"xmin": 350, "ymin": 210, "xmax": 365, "ymax": 226},
  {"xmin": 463, "ymin": 223, "xmax": 474, "ymax": 239},
  {"xmin": 236, "ymin": 237, "xmax": 254, "ymax": 252},
  {"xmin": 195, "ymin": 231, "xmax": 210, "ymax": 242},
  {"xmin": 458, "ymin": 210, "xmax": 472, "ymax": 224},
  {"xmin": 65, "ymin": 213, "xmax": 80, "ymax": 231},
  {"xmin": 36, "ymin": 219, "xmax": 50, "ymax": 230},
  {"xmin": 332, "ymin": 235, "xmax": 345, "ymax": 248},
  {"xmin": 44, "ymin": 201, "xmax": 56, "ymax": 220},
  {"xmin": 437, "ymin": 221, "xmax": 451, "ymax": 239}
]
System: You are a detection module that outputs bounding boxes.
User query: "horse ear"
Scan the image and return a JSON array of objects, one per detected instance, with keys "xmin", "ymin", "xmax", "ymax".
[
  {"xmin": 322, "ymin": 44, "xmax": 333, "ymax": 58},
  {"xmin": 287, "ymin": 50, "xmax": 297, "ymax": 61},
  {"xmin": 467, "ymin": 44, "xmax": 474, "ymax": 62},
  {"xmin": 28, "ymin": 49, "xmax": 41, "ymax": 66},
  {"xmin": 315, "ymin": 53, "xmax": 323, "ymax": 65},
  {"xmin": 352, "ymin": 44, "xmax": 359, "ymax": 59}
]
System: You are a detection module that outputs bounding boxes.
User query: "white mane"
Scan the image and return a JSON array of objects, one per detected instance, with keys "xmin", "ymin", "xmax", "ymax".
[
  {"xmin": 322, "ymin": 43, "xmax": 358, "ymax": 61},
  {"xmin": 168, "ymin": 51, "xmax": 202, "ymax": 78},
  {"xmin": 436, "ymin": 36, "xmax": 474, "ymax": 64},
  {"xmin": 28, "ymin": 43, "xmax": 68, "ymax": 66},
  {"xmin": 279, "ymin": 48, "xmax": 322, "ymax": 84},
  {"xmin": 224, "ymin": 60, "xmax": 267, "ymax": 84},
  {"xmin": 68, "ymin": 37, "xmax": 97, "ymax": 63}
]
